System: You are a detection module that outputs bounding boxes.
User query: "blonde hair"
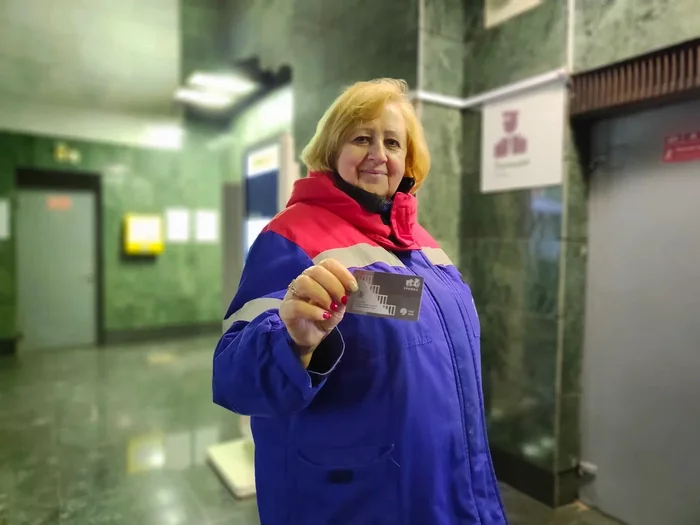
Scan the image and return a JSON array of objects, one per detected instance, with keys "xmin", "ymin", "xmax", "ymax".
[{"xmin": 300, "ymin": 78, "xmax": 430, "ymax": 194}]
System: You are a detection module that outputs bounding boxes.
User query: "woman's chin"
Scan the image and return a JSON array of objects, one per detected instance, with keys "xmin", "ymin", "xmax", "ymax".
[
  {"xmin": 365, "ymin": 186, "xmax": 389, "ymax": 198},
  {"xmin": 357, "ymin": 179, "xmax": 389, "ymax": 197}
]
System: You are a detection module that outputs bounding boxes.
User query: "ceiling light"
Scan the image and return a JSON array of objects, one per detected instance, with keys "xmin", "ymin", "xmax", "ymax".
[
  {"xmin": 188, "ymin": 72, "xmax": 258, "ymax": 96},
  {"xmin": 174, "ymin": 88, "xmax": 233, "ymax": 109}
]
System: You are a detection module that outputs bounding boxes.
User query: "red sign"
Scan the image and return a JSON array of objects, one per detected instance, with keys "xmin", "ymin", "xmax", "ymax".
[
  {"xmin": 47, "ymin": 196, "xmax": 72, "ymax": 210},
  {"xmin": 663, "ymin": 131, "xmax": 700, "ymax": 163},
  {"xmin": 493, "ymin": 110, "xmax": 528, "ymax": 159}
]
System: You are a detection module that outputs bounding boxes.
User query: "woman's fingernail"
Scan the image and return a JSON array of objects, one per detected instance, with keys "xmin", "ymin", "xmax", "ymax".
[
  {"xmin": 341, "ymin": 295, "xmax": 348, "ymax": 305},
  {"xmin": 330, "ymin": 301, "xmax": 339, "ymax": 311},
  {"xmin": 323, "ymin": 311, "xmax": 331, "ymax": 320},
  {"xmin": 349, "ymin": 281, "xmax": 359, "ymax": 293}
]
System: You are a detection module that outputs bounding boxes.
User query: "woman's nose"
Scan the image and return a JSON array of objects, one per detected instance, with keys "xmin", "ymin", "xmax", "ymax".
[{"xmin": 367, "ymin": 143, "xmax": 387, "ymax": 162}]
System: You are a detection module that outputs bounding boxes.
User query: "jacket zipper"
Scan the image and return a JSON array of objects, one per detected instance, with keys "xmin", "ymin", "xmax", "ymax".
[
  {"xmin": 398, "ymin": 254, "xmax": 483, "ymax": 525},
  {"xmin": 420, "ymin": 253, "xmax": 507, "ymax": 518}
]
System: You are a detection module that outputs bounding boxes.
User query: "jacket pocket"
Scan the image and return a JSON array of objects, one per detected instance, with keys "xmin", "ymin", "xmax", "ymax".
[{"xmin": 292, "ymin": 444, "xmax": 401, "ymax": 525}]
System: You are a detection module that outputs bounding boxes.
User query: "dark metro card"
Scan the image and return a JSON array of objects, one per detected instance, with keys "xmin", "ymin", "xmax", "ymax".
[{"xmin": 346, "ymin": 270, "xmax": 425, "ymax": 321}]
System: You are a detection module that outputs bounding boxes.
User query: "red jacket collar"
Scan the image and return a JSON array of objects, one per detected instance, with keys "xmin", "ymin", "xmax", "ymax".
[{"xmin": 286, "ymin": 171, "xmax": 420, "ymax": 251}]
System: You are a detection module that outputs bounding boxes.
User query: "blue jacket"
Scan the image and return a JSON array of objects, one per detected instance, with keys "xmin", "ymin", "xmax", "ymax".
[{"xmin": 213, "ymin": 172, "xmax": 507, "ymax": 524}]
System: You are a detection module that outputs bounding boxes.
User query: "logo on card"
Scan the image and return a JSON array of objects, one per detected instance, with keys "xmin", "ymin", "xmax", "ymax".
[{"xmin": 404, "ymin": 278, "xmax": 422, "ymax": 291}]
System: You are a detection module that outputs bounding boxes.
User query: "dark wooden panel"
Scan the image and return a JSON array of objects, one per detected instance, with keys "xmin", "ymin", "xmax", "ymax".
[{"xmin": 572, "ymin": 38, "xmax": 700, "ymax": 118}]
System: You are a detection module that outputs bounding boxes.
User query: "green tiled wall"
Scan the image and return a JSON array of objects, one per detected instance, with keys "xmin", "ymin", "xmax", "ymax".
[
  {"xmin": 0, "ymin": 129, "xmax": 227, "ymax": 339},
  {"xmin": 463, "ymin": 0, "xmax": 567, "ymax": 97},
  {"xmin": 457, "ymin": 0, "xmax": 568, "ymax": 476},
  {"xmin": 574, "ymin": 0, "xmax": 700, "ymax": 72},
  {"xmin": 417, "ymin": 0, "xmax": 469, "ymax": 268},
  {"xmin": 416, "ymin": 0, "xmax": 571, "ymax": 482}
]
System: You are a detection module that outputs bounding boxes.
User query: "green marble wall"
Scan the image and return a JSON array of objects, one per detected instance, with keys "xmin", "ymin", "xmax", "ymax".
[
  {"xmin": 464, "ymin": 0, "xmax": 567, "ymax": 95},
  {"xmin": 416, "ymin": 2, "xmax": 580, "ymax": 495},
  {"xmin": 459, "ymin": 0, "xmax": 568, "ymax": 477},
  {"xmin": 226, "ymin": 0, "xmax": 419, "ymax": 161},
  {"xmin": 0, "ymin": 129, "xmax": 227, "ymax": 339},
  {"xmin": 556, "ymin": 128, "xmax": 589, "ymax": 483},
  {"xmin": 575, "ymin": 0, "xmax": 700, "ymax": 72},
  {"xmin": 417, "ymin": 0, "xmax": 468, "ymax": 267}
]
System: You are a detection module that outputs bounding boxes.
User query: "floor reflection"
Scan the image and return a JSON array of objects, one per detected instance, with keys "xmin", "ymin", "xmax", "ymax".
[
  {"xmin": 126, "ymin": 425, "xmax": 221, "ymax": 474},
  {"xmin": 0, "ymin": 335, "xmax": 615, "ymax": 525},
  {"xmin": 0, "ymin": 335, "xmax": 258, "ymax": 525}
]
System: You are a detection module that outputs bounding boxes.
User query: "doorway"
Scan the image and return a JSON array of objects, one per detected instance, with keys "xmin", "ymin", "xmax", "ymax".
[
  {"xmin": 15, "ymin": 169, "xmax": 103, "ymax": 351},
  {"xmin": 580, "ymin": 101, "xmax": 700, "ymax": 524}
]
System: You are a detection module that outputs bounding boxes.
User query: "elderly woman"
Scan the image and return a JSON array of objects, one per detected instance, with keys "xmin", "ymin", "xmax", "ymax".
[{"xmin": 213, "ymin": 78, "xmax": 507, "ymax": 525}]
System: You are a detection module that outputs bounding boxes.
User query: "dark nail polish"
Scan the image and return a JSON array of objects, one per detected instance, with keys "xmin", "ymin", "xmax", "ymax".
[
  {"xmin": 330, "ymin": 301, "xmax": 339, "ymax": 311},
  {"xmin": 341, "ymin": 295, "xmax": 348, "ymax": 305},
  {"xmin": 323, "ymin": 311, "xmax": 331, "ymax": 320}
]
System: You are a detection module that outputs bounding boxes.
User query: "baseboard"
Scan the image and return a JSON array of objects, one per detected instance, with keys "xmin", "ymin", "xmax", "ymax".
[
  {"xmin": 555, "ymin": 467, "xmax": 580, "ymax": 507},
  {"xmin": 104, "ymin": 321, "xmax": 221, "ymax": 346},
  {"xmin": 0, "ymin": 337, "xmax": 17, "ymax": 356},
  {"xmin": 491, "ymin": 446, "xmax": 578, "ymax": 508}
]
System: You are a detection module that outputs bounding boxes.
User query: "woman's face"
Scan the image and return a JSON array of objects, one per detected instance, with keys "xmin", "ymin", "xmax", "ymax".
[{"xmin": 335, "ymin": 103, "xmax": 407, "ymax": 198}]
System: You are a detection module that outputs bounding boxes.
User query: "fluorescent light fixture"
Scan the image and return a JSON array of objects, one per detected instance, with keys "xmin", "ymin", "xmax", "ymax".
[
  {"xmin": 174, "ymin": 88, "xmax": 233, "ymax": 109},
  {"xmin": 188, "ymin": 72, "xmax": 258, "ymax": 96}
]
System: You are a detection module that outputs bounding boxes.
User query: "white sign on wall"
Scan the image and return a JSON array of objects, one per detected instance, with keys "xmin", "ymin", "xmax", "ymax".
[
  {"xmin": 195, "ymin": 209, "xmax": 219, "ymax": 243},
  {"xmin": 485, "ymin": 0, "xmax": 542, "ymax": 29},
  {"xmin": 246, "ymin": 144, "xmax": 280, "ymax": 178},
  {"xmin": 165, "ymin": 208, "xmax": 191, "ymax": 243},
  {"xmin": 480, "ymin": 80, "xmax": 567, "ymax": 193}
]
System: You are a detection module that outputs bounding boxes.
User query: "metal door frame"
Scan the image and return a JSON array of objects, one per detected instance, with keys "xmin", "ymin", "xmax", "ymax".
[
  {"xmin": 221, "ymin": 132, "xmax": 298, "ymax": 328},
  {"xmin": 242, "ymin": 131, "xmax": 297, "ymax": 214},
  {"xmin": 15, "ymin": 168, "xmax": 105, "ymax": 346}
]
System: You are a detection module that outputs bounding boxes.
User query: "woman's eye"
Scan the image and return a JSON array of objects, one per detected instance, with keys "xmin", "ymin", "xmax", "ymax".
[
  {"xmin": 386, "ymin": 138, "xmax": 400, "ymax": 148},
  {"xmin": 353, "ymin": 136, "xmax": 371, "ymax": 144}
]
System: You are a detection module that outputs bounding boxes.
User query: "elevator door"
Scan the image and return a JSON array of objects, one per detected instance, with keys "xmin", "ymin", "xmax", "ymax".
[{"xmin": 581, "ymin": 101, "xmax": 700, "ymax": 524}]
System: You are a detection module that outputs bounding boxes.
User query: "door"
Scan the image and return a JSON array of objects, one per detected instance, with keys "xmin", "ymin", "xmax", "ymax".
[
  {"xmin": 17, "ymin": 189, "xmax": 97, "ymax": 350},
  {"xmin": 244, "ymin": 141, "xmax": 280, "ymax": 258},
  {"xmin": 580, "ymin": 101, "xmax": 700, "ymax": 524}
]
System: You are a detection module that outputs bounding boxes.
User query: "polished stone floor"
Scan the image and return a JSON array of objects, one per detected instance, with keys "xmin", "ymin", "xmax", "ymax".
[{"xmin": 0, "ymin": 336, "xmax": 619, "ymax": 525}]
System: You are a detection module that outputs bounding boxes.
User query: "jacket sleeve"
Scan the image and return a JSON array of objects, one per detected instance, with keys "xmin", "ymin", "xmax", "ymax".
[{"xmin": 212, "ymin": 230, "xmax": 345, "ymax": 418}]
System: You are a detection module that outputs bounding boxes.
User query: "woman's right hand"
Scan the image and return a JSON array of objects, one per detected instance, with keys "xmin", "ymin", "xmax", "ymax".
[{"xmin": 279, "ymin": 259, "xmax": 358, "ymax": 365}]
